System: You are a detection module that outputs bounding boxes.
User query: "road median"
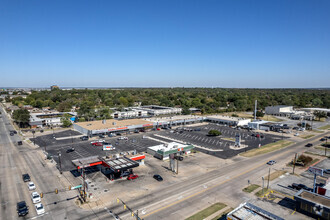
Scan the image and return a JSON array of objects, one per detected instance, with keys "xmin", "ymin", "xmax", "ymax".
[{"xmin": 240, "ymin": 140, "xmax": 294, "ymax": 157}]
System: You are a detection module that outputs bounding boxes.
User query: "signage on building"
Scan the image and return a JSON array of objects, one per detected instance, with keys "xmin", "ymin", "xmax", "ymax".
[
  {"xmin": 108, "ymin": 127, "xmax": 127, "ymax": 131},
  {"xmin": 143, "ymin": 124, "xmax": 153, "ymax": 127},
  {"xmin": 308, "ymin": 166, "xmax": 323, "ymax": 176}
]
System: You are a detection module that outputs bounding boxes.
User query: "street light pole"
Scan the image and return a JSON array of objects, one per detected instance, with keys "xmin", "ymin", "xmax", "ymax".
[{"xmin": 58, "ymin": 152, "xmax": 62, "ymax": 174}]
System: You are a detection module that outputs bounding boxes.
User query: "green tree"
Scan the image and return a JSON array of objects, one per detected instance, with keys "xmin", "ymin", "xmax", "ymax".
[
  {"xmin": 208, "ymin": 130, "xmax": 222, "ymax": 136},
  {"xmin": 12, "ymin": 109, "xmax": 30, "ymax": 128},
  {"xmin": 256, "ymin": 111, "xmax": 265, "ymax": 118},
  {"xmin": 61, "ymin": 117, "xmax": 72, "ymax": 127},
  {"xmin": 314, "ymin": 110, "xmax": 327, "ymax": 121}
]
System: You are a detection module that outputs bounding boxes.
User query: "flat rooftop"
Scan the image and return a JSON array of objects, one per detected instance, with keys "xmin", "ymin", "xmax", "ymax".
[
  {"xmin": 227, "ymin": 202, "xmax": 284, "ymax": 220},
  {"xmin": 74, "ymin": 118, "xmax": 148, "ymax": 130},
  {"xmin": 207, "ymin": 115, "xmax": 250, "ymax": 121},
  {"xmin": 297, "ymin": 190, "xmax": 330, "ymax": 207},
  {"xmin": 145, "ymin": 115, "xmax": 204, "ymax": 123}
]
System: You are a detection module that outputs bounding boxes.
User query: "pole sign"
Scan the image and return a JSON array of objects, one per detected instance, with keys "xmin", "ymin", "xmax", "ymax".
[
  {"xmin": 72, "ymin": 185, "xmax": 82, "ymax": 190},
  {"xmin": 308, "ymin": 166, "xmax": 324, "ymax": 176}
]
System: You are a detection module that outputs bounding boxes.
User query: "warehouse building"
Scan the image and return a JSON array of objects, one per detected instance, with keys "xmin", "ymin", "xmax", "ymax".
[
  {"xmin": 133, "ymin": 105, "xmax": 182, "ymax": 116},
  {"xmin": 111, "ymin": 109, "xmax": 148, "ymax": 119},
  {"xmin": 147, "ymin": 142, "xmax": 194, "ymax": 160},
  {"xmin": 265, "ymin": 105, "xmax": 294, "ymax": 116},
  {"xmin": 207, "ymin": 115, "xmax": 251, "ymax": 127}
]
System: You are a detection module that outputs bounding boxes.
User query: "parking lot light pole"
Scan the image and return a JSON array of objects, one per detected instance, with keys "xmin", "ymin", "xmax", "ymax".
[{"xmin": 58, "ymin": 152, "xmax": 62, "ymax": 174}]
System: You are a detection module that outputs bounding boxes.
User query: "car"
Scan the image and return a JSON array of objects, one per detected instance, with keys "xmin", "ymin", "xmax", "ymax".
[
  {"xmin": 118, "ymin": 136, "xmax": 128, "ymax": 140},
  {"xmin": 108, "ymin": 133, "xmax": 116, "ymax": 137},
  {"xmin": 18, "ymin": 141, "xmax": 23, "ymax": 145},
  {"xmin": 92, "ymin": 142, "xmax": 103, "ymax": 146},
  {"xmin": 320, "ymin": 138, "xmax": 327, "ymax": 141},
  {"xmin": 291, "ymin": 183, "xmax": 311, "ymax": 191},
  {"xmin": 35, "ymin": 203, "xmax": 45, "ymax": 215},
  {"xmin": 266, "ymin": 160, "xmax": 276, "ymax": 165},
  {"xmin": 194, "ymin": 128, "xmax": 201, "ymax": 131},
  {"xmin": 120, "ymin": 171, "xmax": 131, "ymax": 177},
  {"xmin": 80, "ymin": 136, "xmax": 89, "ymax": 141},
  {"xmin": 10, "ymin": 132, "xmax": 14, "ymax": 136},
  {"xmin": 22, "ymin": 174, "xmax": 31, "ymax": 182},
  {"xmin": 294, "ymin": 133, "xmax": 300, "ymax": 136},
  {"xmin": 99, "ymin": 134, "xmax": 105, "ymax": 138},
  {"xmin": 134, "ymin": 130, "xmax": 139, "ymax": 133},
  {"xmin": 156, "ymin": 128, "xmax": 161, "ymax": 131},
  {"xmin": 305, "ymin": 143, "xmax": 313, "ymax": 147},
  {"xmin": 66, "ymin": 147, "xmax": 75, "ymax": 153},
  {"xmin": 31, "ymin": 192, "xmax": 41, "ymax": 204},
  {"xmin": 153, "ymin": 174, "xmax": 163, "ymax": 181},
  {"xmin": 11, "ymin": 130, "xmax": 18, "ymax": 134},
  {"xmin": 127, "ymin": 174, "xmax": 139, "ymax": 180},
  {"xmin": 28, "ymin": 182, "xmax": 36, "ymax": 190},
  {"xmin": 17, "ymin": 201, "xmax": 29, "ymax": 216},
  {"xmin": 176, "ymin": 156, "xmax": 184, "ymax": 161},
  {"xmin": 324, "ymin": 169, "xmax": 330, "ymax": 174}
]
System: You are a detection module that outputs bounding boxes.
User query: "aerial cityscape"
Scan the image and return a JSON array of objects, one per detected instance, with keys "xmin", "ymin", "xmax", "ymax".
[{"xmin": 1, "ymin": 1, "xmax": 330, "ymax": 220}]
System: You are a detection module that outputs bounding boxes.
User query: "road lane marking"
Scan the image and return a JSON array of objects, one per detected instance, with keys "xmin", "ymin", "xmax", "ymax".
[{"xmin": 140, "ymin": 140, "xmax": 316, "ymax": 219}]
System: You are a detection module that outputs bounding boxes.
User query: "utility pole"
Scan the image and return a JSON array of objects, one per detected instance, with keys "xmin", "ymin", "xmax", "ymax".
[
  {"xmin": 293, "ymin": 153, "xmax": 297, "ymax": 174},
  {"xmin": 58, "ymin": 152, "xmax": 62, "ymax": 174},
  {"xmin": 267, "ymin": 167, "xmax": 270, "ymax": 189},
  {"xmin": 254, "ymin": 100, "xmax": 257, "ymax": 120},
  {"xmin": 117, "ymin": 198, "xmax": 143, "ymax": 220}
]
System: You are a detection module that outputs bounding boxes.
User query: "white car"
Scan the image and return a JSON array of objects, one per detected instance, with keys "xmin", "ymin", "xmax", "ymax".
[
  {"xmin": 28, "ymin": 182, "xmax": 36, "ymax": 190},
  {"xmin": 31, "ymin": 192, "xmax": 41, "ymax": 204},
  {"xmin": 35, "ymin": 203, "xmax": 45, "ymax": 215}
]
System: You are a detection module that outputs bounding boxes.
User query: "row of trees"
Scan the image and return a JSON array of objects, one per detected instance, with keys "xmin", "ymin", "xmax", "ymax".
[{"xmin": 8, "ymin": 88, "xmax": 330, "ymax": 117}]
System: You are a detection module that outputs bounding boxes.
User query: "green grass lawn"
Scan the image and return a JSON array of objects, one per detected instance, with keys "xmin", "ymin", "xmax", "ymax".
[
  {"xmin": 186, "ymin": 203, "xmax": 227, "ymax": 220},
  {"xmin": 242, "ymin": 184, "xmax": 260, "ymax": 193},
  {"xmin": 240, "ymin": 140, "xmax": 293, "ymax": 157},
  {"xmin": 301, "ymin": 134, "xmax": 315, "ymax": 139},
  {"xmin": 318, "ymin": 125, "xmax": 330, "ymax": 130},
  {"xmin": 255, "ymin": 188, "xmax": 272, "ymax": 197}
]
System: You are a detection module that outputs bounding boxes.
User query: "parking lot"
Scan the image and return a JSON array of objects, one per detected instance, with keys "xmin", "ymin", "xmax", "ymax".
[
  {"xmin": 32, "ymin": 131, "xmax": 163, "ymax": 171},
  {"xmin": 156, "ymin": 124, "xmax": 285, "ymax": 159}
]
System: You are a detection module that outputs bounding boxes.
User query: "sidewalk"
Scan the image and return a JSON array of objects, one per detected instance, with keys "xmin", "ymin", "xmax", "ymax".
[{"xmin": 204, "ymin": 206, "xmax": 231, "ymax": 220}]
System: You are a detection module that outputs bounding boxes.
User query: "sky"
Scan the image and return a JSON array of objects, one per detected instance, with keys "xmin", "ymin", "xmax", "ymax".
[{"xmin": 0, "ymin": 0, "xmax": 329, "ymax": 88}]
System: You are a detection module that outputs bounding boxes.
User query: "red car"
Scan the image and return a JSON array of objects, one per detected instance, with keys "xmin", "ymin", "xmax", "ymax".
[
  {"xmin": 157, "ymin": 128, "xmax": 161, "ymax": 131},
  {"xmin": 127, "ymin": 174, "xmax": 139, "ymax": 180},
  {"xmin": 91, "ymin": 142, "xmax": 103, "ymax": 146}
]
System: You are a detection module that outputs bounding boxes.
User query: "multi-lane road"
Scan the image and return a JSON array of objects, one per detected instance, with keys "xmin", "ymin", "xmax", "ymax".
[
  {"xmin": 0, "ymin": 106, "xmax": 91, "ymax": 220},
  {"xmin": 0, "ymin": 104, "xmax": 328, "ymax": 220}
]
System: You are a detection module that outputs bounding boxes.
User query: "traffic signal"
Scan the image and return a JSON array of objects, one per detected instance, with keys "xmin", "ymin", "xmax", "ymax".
[
  {"xmin": 68, "ymin": 185, "xmax": 71, "ymax": 190},
  {"xmin": 117, "ymin": 198, "xmax": 120, "ymax": 204},
  {"xmin": 124, "ymin": 204, "xmax": 126, "ymax": 210},
  {"xmin": 40, "ymin": 193, "xmax": 43, "ymax": 198},
  {"xmin": 55, "ymin": 189, "xmax": 58, "ymax": 194}
]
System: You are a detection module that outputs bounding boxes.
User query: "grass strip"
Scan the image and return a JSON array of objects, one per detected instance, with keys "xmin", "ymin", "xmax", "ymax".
[
  {"xmin": 264, "ymin": 170, "xmax": 286, "ymax": 181},
  {"xmin": 240, "ymin": 140, "xmax": 293, "ymax": 157},
  {"xmin": 242, "ymin": 184, "xmax": 260, "ymax": 193},
  {"xmin": 186, "ymin": 203, "xmax": 227, "ymax": 220},
  {"xmin": 301, "ymin": 134, "xmax": 315, "ymax": 139},
  {"xmin": 211, "ymin": 208, "xmax": 234, "ymax": 220},
  {"xmin": 318, "ymin": 125, "xmax": 330, "ymax": 130}
]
